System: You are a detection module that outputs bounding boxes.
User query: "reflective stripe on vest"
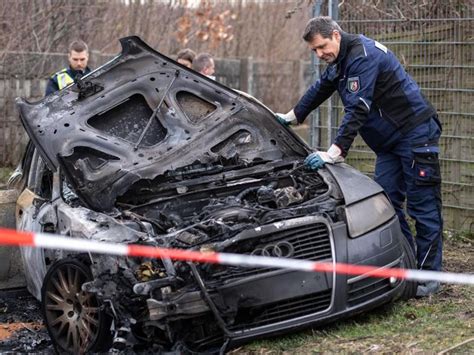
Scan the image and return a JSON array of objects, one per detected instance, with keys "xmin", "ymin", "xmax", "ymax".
[{"xmin": 56, "ymin": 72, "xmax": 74, "ymax": 90}]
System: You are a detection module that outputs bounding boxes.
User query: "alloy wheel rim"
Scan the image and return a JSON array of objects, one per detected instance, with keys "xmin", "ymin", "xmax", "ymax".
[{"xmin": 44, "ymin": 263, "xmax": 100, "ymax": 353}]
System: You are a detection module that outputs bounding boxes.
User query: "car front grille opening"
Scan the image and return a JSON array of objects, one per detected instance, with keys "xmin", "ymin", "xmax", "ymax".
[
  {"xmin": 347, "ymin": 276, "xmax": 392, "ymax": 307},
  {"xmin": 228, "ymin": 289, "xmax": 332, "ymax": 331}
]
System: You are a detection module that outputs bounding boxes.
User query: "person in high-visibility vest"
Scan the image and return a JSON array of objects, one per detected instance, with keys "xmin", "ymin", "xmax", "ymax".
[{"xmin": 45, "ymin": 40, "xmax": 91, "ymax": 96}]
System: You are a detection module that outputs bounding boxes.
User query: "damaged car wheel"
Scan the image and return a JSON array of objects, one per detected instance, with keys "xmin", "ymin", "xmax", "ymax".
[{"xmin": 41, "ymin": 258, "xmax": 112, "ymax": 353}]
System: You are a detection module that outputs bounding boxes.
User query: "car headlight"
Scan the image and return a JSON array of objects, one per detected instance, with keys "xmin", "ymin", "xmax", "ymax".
[{"xmin": 345, "ymin": 193, "xmax": 395, "ymax": 238}]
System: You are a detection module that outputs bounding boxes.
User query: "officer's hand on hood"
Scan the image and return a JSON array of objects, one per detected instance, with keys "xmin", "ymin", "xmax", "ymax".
[
  {"xmin": 304, "ymin": 144, "xmax": 344, "ymax": 170},
  {"xmin": 275, "ymin": 110, "xmax": 296, "ymax": 126}
]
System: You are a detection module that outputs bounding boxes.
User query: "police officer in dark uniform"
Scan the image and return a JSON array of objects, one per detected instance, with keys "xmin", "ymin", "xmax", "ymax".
[
  {"xmin": 45, "ymin": 40, "xmax": 91, "ymax": 96},
  {"xmin": 277, "ymin": 17, "xmax": 443, "ymax": 297}
]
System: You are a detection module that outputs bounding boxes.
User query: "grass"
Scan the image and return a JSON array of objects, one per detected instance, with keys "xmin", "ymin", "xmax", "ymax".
[
  {"xmin": 0, "ymin": 167, "xmax": 13, "ymax": 187},
  {"xmin": 239, "ymin": 293, "xmax": 473, "ymax": 353},
  {"xmin": 233, "ymin": 238, "xmax": 474, "ymax": 353},
  {"xmin": 445, "ymin": 229, "xmax": 474, "ymax": 244}
]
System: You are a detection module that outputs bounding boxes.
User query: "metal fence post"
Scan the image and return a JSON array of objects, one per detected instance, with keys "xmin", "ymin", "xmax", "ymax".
[
  {"xmin": 327, "ymin": 0, "xmax": 339, "ymax": 148},
  {"xmin": 240, "ymin": 57, "xmax": 254, "ymax": 96},
  {"xmin": 309, "ymin": 0, "xmax": 322, "ymax": 149},
  {"xmin": 294, "ymin": 60, "xmax": 306, "ymax": 98}
]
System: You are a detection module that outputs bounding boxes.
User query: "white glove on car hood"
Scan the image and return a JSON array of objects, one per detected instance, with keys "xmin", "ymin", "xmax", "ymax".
[
  {"xmin": 318, "ymin": 144, "xmax": 344, "ymax": 164},
  {"xmin": 276, "ymin": 109, "xmax": 296, "ymax": 124}
]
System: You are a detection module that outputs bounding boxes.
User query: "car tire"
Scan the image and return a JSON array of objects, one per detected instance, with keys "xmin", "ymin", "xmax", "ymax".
[
  {"xmin": 399, "ymin": 236, "xmax": 417, "ymax": 300},
  {"xmin": 41, "ymin": 258, "xmax": 112, "ymax": 353}
]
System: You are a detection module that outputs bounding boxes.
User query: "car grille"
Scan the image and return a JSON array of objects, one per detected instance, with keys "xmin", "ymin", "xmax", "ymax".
[
  {"xmin": 186, "ymin": 290, "xmax": 332, "ymax": 349},
  {"xmin": 347, "ymin": 276, "xmax": 392, "ymax": 307},
  {"xmin": 209, "ymin": 223, "xmax": 332, "ymax": 284},
  {"xmin": 228, "ymin": 289, "xmax": 332, "ymax": 331}
]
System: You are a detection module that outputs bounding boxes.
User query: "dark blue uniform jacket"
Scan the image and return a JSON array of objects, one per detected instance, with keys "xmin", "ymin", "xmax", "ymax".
[{"xmin": 294, "ymin": 33, "xmax": 436, "ymax": 155}]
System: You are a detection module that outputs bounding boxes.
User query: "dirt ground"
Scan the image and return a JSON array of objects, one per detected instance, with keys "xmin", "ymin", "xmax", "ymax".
[
  {"xmin": 0, "ymin": 289, "xmax": 52, "ymax": 352},
  {"xmin": 0, "ymin": 238, "xmax": 472, "ymax": 353}
]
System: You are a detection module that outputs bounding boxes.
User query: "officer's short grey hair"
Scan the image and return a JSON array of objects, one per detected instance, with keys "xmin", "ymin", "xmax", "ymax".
[
  {"xmin": 303, "ymin": 16, "xmax": 342, "ymax": 42},
  {"xmin": 192, "ymin": 53, "xmax": 214, "ymax": 73},
  {"xmin": 69, "ymin": 40, "xmax": 89, "ymax": 54}
]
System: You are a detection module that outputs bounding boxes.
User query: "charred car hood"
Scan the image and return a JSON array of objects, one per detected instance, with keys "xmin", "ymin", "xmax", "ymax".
[{"xmin": 17, "ymin": 36, "xmax": 308, "ymax": 211}]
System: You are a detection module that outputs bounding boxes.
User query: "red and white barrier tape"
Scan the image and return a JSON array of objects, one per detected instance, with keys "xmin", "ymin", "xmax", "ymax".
[{"xmin": 0, "ymin": 227, "xmax": 473, "ymax": 285}]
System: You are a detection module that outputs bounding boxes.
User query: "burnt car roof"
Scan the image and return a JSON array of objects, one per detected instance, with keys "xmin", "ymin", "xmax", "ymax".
[{"xmin": 16, "ymin": 36, "xmax": 309, "ymax": 211}]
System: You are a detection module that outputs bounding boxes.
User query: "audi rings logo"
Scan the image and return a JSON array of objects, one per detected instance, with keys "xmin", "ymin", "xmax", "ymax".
[{"xmin": 250, "ymin": 241, "xmax": 295, "ymax": 258}]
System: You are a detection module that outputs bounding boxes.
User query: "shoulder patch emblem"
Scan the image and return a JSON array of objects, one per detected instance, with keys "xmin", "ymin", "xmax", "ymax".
[{"xmin": 347, "ymin": 76, "xmax": 360, "ymax": 93}]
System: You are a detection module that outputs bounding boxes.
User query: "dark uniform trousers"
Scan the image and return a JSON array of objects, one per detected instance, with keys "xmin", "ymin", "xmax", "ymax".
[{"xmin": 374, "ymin": 117, "xmax": 443, "ymax": 271}]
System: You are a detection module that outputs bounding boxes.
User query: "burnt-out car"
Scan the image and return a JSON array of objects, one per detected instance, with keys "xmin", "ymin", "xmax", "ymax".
[{"xmin": 13, "ymin": 36, "xmax": 416, "ymax": 353}]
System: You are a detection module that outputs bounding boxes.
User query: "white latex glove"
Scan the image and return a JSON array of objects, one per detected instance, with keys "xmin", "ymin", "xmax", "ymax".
[
  {"xmin": 275, "ymin": 109, "xmax": 296, "ymax": 126},
  {"xmin": 304, "ymin": 144, "xmax": 344, "ymax": 170},
  {"xmin": 322, "ymin": 144, "xmax": 344, "ymax": 163}
]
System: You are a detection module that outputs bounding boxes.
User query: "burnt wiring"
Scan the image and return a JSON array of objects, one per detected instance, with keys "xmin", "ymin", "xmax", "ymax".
[{"xmin": 114, "ymin": 161, "xmax": 341, "ymax": 248}]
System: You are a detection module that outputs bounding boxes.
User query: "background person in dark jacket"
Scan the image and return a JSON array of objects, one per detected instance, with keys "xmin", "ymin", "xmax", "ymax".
[
  {"xmin": 277, "ymin": 17, "xmax": 443, "ymax": 297},
  {"xmin": 45, "ymin": 40, "xmax": 91, "ymax": 96}
]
